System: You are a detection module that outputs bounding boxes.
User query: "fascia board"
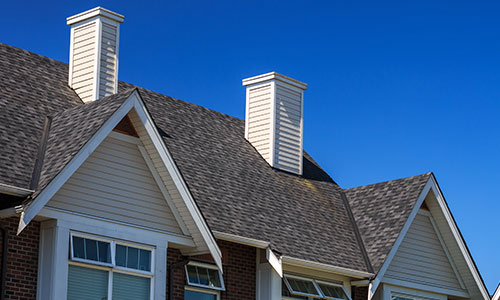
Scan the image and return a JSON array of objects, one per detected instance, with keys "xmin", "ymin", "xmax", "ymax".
[
  {"xmin": 18, "ymin": 91, "xmax": 139, "ymax": 234},
  {"xmin": 369, "ymin": 178, "xmax": 434, "ymax": 298},
  {"xmin": 282, "ymin": 255, "xmax": 374, "ymax": 279},
  {"xmin": 429, "ymin": 175, "xmax": 490, "ymax": 300},
  {"xmin": 131, "ymin": 97, "xmax": 223, "ymax": 272}
]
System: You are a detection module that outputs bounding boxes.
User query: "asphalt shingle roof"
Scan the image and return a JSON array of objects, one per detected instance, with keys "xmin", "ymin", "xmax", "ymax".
[
  {"xmin": 345, "ymin": 173, "xmax": 432, "ymax": 272},
  {"xmin": 0, "ymin": 42, "xmax": 432, "ymax": 275}
]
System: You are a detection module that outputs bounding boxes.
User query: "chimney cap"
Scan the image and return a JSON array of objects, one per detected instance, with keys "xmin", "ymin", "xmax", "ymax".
[
  {"xmin": 67, "ymin": 6, "xmax": 124, "ymax": 25},
  {"xmin": 242, "ymin": 72, "xmax": 307, "ymax": 90}
]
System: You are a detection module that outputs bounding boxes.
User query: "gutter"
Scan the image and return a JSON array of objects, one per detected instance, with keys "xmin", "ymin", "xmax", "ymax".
[
  {"xmin": 0, "ymin": 183, "xmax": 33, "ymax": 198},
  {"xmin": 282, "ymin": 256, "xmax": 374, "ymax": 279},
  {"xmin": 213, "ymin": 231, "xmax": 270, "ymax": 249}
]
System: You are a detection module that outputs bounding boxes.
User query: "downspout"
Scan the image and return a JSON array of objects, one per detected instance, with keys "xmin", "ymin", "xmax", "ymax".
[
  {"xmin": 168, "ymin": 259, "xmax": 188, "ymax": 300},
  {"xmin": 0, "ymin": 226, "xmax": 8, "ymax": 300}
]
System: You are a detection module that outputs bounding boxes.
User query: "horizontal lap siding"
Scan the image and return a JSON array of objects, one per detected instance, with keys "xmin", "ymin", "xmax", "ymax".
[
  {"xmin": 98, "ymin": 22, "xmax": 117, "ymax": 98},
  {"xmin": 128, "ymin": 110, "xmax": 209, "ymax": 252},
  {"xmin": 248, "ymin": 84, "xmax": 272, "ymax": 163},
  {"xmin": 72, "ymin": 21, "xmax": 97, "ymax": 102},
  {"xmin": 48, "ymin": 136, "xmax": 182, "ymax": 234},
  {"xmin": 274, "ymin": 84, "xmax": 302, "ymax": 174},
  {"xmin": 384, "ymin": 213, "xmax": 462, "ymax": 291}
]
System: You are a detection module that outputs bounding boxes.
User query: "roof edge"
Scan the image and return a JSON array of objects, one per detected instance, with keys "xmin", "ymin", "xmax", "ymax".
[{"xmin": 282, "ymin": 255, "xmax": 374, "ymax": 279}]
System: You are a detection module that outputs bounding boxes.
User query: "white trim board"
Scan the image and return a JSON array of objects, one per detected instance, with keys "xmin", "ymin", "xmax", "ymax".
[
  {"xmin": 17, "ymin": 90, "xmax": 223, "ymax": 271},
  {"xmin": 282, "ymin": 255, "xmax": 374, "ymax": 279},
  {"xmin": 370, "ymin": 175, "xmax": 490, "ymax": 300}
]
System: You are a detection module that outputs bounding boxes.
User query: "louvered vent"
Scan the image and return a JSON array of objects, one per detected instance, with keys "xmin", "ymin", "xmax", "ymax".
[
  {"xmin": 243, "ymin": 72, "xmax": 307, "ymax": 175},
  {"xmin": 67, "ymin": 7, "xmax": 124, "ymax": 103}
]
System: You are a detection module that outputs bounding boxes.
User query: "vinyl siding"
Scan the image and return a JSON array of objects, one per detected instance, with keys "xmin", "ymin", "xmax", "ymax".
[
  {"xmin": 128, "ymin": 110, "xmax": 209, "ymax": 253},
  {"xmin": 71, "ymin": 21, "xmax": 97, "ymax": 103},
  {"xmin": 247, "ymin": 83, "xmax": 273, "ymax": 164},
  {"xmin": 98, "ymin": 22, "xmax": 117, "ymax": 99},
  {"xmin": 47, "ymin": 135, "xmax": 182, "ymax": 234},
  {"xmin": 384, "ymin": 213, "xmax": 463, "ymax": 292},
  {"xmin": 274, "ymin": 83, "xmax": 302, "ymax": 174}
]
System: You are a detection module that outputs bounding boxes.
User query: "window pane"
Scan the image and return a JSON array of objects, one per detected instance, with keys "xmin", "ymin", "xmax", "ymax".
[
  {"xmin": 72, "ymin": 236, "xmax": 85, "ymax": 259},
  {"xmin": 85, "ymin": 239, "xmax": 98, "ymax": 261},
  {"xmin": 282, "ymin": 280, "xmax": 308, "ymax": 299},
  {"xmin": 67, "ymin": 264, "xmax": 108, "ymax": 300},
  {"xmin": 392, "ymin": 296, "xmax": 414, "ymax": 300},
  {"xmin": 187, "ymin": 265, "xmax": 200, "ymax": 284},
  {"xmin": 207, "ymin": 268, "xmax": 221, "ymax": 288},
  {"xmin": 112, "ymin": 272, "xmax": 150, "ymax": 300},
  {"xmin": 185, "ymin": 289, "xmax": 216, "ymax": 300},
  {"xmin": 98, "ymin": 241, "xmax": 111, "ymax": 263},
  {"xmin": 116, "ymin": 244, "xmax": 127, "ymax": 267},
  {"xmin": 127, "ymin": 247, "xmax": 139, "ymax": 270},
  {"xmin": 285, "ymin": 277, "xmax": 320, "ymax": 296},
  {"xmin": 319, "ymin": 283, "xmax": 348, "ymax": 300},
  {"xmin": 198, "ymin": 266, "xmax": 209, "ymax": 285},
  {"xmin": 139, "ymin": 249, "xmax": 151, "ymax": 272}
]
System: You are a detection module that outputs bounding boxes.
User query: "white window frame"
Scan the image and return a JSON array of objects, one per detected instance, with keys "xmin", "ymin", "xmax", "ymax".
[
  {"xmin": 283, "ymin": 274, "xmax": 352, "ymax": 300},
  {"xmin": 316, "ymin": 280, "xmax": 350, "ymax": 300},
  {"xmin": 185, "ymin": 285, "xmax": 221, "ymax": 300},
  {"xmin": 69, "ymin": 231, "xmax": 156, "ymax": 300},
  {"xmin": 185, "ymin": 261, "xmax": 225, "ymax": 291},
  {"xmin": 283, "ymin": 274, "xmax": 322, "ymax": 298}
]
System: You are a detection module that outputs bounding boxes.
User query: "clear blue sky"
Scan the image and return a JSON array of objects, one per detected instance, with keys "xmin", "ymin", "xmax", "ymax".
[{"xmin": 2, "ymin": 0, "xmax": 498, "ymax": 293}]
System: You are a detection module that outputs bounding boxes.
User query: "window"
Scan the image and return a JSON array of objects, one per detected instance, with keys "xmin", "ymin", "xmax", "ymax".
[
  {"xmin": 68, "ymin": 233, "xmax": 154, "ymax": 300},
  {"xmin": 185, "ymin": 262, "xmax": 225, "ymax": 291},
  {"xmin": 283, "ymin": 275, "xmax": 350, "ymax": 300},
  {"xmin": 184, "ymin": 262, "xmax": 224, "ymax": 300},
  {"xmin": 185, "ymin": 286, "xmax": 219, "ymax": 300}
]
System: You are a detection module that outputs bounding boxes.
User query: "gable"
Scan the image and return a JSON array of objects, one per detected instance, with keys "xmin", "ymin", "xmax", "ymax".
[
  {"xmin": 383, "ymin": 210, "xmax": 465, "ymax": 295},
  {"xmin": 47, "ymin": 132, "xmax": 184, "ymax": 234}
]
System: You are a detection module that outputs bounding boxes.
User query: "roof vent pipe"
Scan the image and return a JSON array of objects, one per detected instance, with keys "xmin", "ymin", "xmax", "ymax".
[
  {"xmin": 242, "ymin": 72, "xmax": 307, "ymax": 175},
  {"xmin": 67, "ymin": 7, "xmax": 124, "ymax": 103}
]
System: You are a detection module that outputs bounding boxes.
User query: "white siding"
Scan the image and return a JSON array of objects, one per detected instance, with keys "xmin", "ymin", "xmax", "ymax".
[
  {"xmin": 98, "ymin": 22, "xmax": 117, "ymax": 99},
  {"xmin": 47, "ymin": 135, "xmax": 182, "ymax": 234},
  {"xmin": 384, "ymin": 213, "xmax": 463, "ymax": 292},
  {"xmin": 128, "ymin": 110, "xmax": 209, "ymax": 253},
  {"xmin": 71, "ymin": 21, "xmax": 97, "ymax": 103},
  {"xmin": 247, "ymin": 83, "xmax": 273, "ymax": 164},
  {"xmin": 274, "ymin": 83, "xmax": 302, "ymax": 174}
]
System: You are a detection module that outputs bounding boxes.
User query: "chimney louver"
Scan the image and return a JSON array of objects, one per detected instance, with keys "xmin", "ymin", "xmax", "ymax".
[
  {"xmin": 243, "ymin": 72, "xmax": 307, "ymax": 175},
  {"xmin": 67, "ymin": 7, "xmax": 124, "ymax": 103}
]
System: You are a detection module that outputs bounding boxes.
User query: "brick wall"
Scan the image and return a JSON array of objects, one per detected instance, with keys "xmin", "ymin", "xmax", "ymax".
[
  {"xmin": 167, "ymin": 239, "xmax": 256, "ymax": 300},
  {"xmin": 0, "ymin": 216, "xmax": 40, "ymax": 300},
  {"xmin": 352, "ymin": 286, "xmax": 369, "ymax": 300}
]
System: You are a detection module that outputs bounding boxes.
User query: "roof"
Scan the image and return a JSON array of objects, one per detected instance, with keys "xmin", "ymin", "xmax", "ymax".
[
  {"xmin": 345, "ymin": 173, "xmax": 432, "ymax": 272},
  {"xmin": 0, "ymin": 42, "xmax": 433, "ymax": 275}
]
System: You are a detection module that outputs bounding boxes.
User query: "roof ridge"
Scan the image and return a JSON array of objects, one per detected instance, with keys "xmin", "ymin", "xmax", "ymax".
[{"xmin": 345, "ymin": 172, "xmax": 432, "ymax": 191}]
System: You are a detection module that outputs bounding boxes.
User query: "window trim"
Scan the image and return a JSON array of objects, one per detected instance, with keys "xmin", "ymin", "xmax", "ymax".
[
  {"xmin": 185, "ymin": 285, "xmax": 221, "ymax": 300},
  {"xmin": 315, "ymin": 280, "xmax": 350, "ymax": 300},
  {"xmin": 283, "ymin": 274, "xmax": 322, "ymax": 298},
  {"xmin": 185, "ymin": 261, "xmax": 225, "ymax": 291},
  {"xmin": 69, "ymin": 231, "xmax": 155, "ymax": 300},
  {"xmin": 283, "ymin": 274, "xmax": 352, "ymax": 300}
]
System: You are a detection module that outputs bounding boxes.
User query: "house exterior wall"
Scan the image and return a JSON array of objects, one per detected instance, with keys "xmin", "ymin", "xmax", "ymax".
[
  {"xmin": 384, "ymin": 212, "xmax": 464, "ymax": 293},
  {"xmin": 0, "ymin": 216, "xmax": 40, "ymax": 300},
  {"xmin": 168, "ymin": 239, "xmax": 256, "ymax": 300},
  {"xmin": 47, "ymin": 135, "xmax": 183, "ymax": 234}
]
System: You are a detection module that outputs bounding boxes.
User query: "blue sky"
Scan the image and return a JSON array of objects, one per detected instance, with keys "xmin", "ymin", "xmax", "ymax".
[{"xmin": 2, "ymin": 0, "xmax": 499, "ymax": 292}]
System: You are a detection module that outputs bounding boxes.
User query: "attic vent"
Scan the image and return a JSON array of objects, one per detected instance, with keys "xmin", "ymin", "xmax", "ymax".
[
  {"xmin": 243, "ymin": 72, "xmax": 307, "ymax": 175},
  {"xmin": 67, "ymin": 7, "xmax": 124, "ymax": 103}
]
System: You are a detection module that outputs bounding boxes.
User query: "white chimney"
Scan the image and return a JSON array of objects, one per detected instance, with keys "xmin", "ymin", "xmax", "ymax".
[
  {"xmin": 243, "ymin": 72, "xmax": 307, "ymax": 175},
  {"xmin": 67, "ymin": 7, "xmax": 124, "ymax": 103}
]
